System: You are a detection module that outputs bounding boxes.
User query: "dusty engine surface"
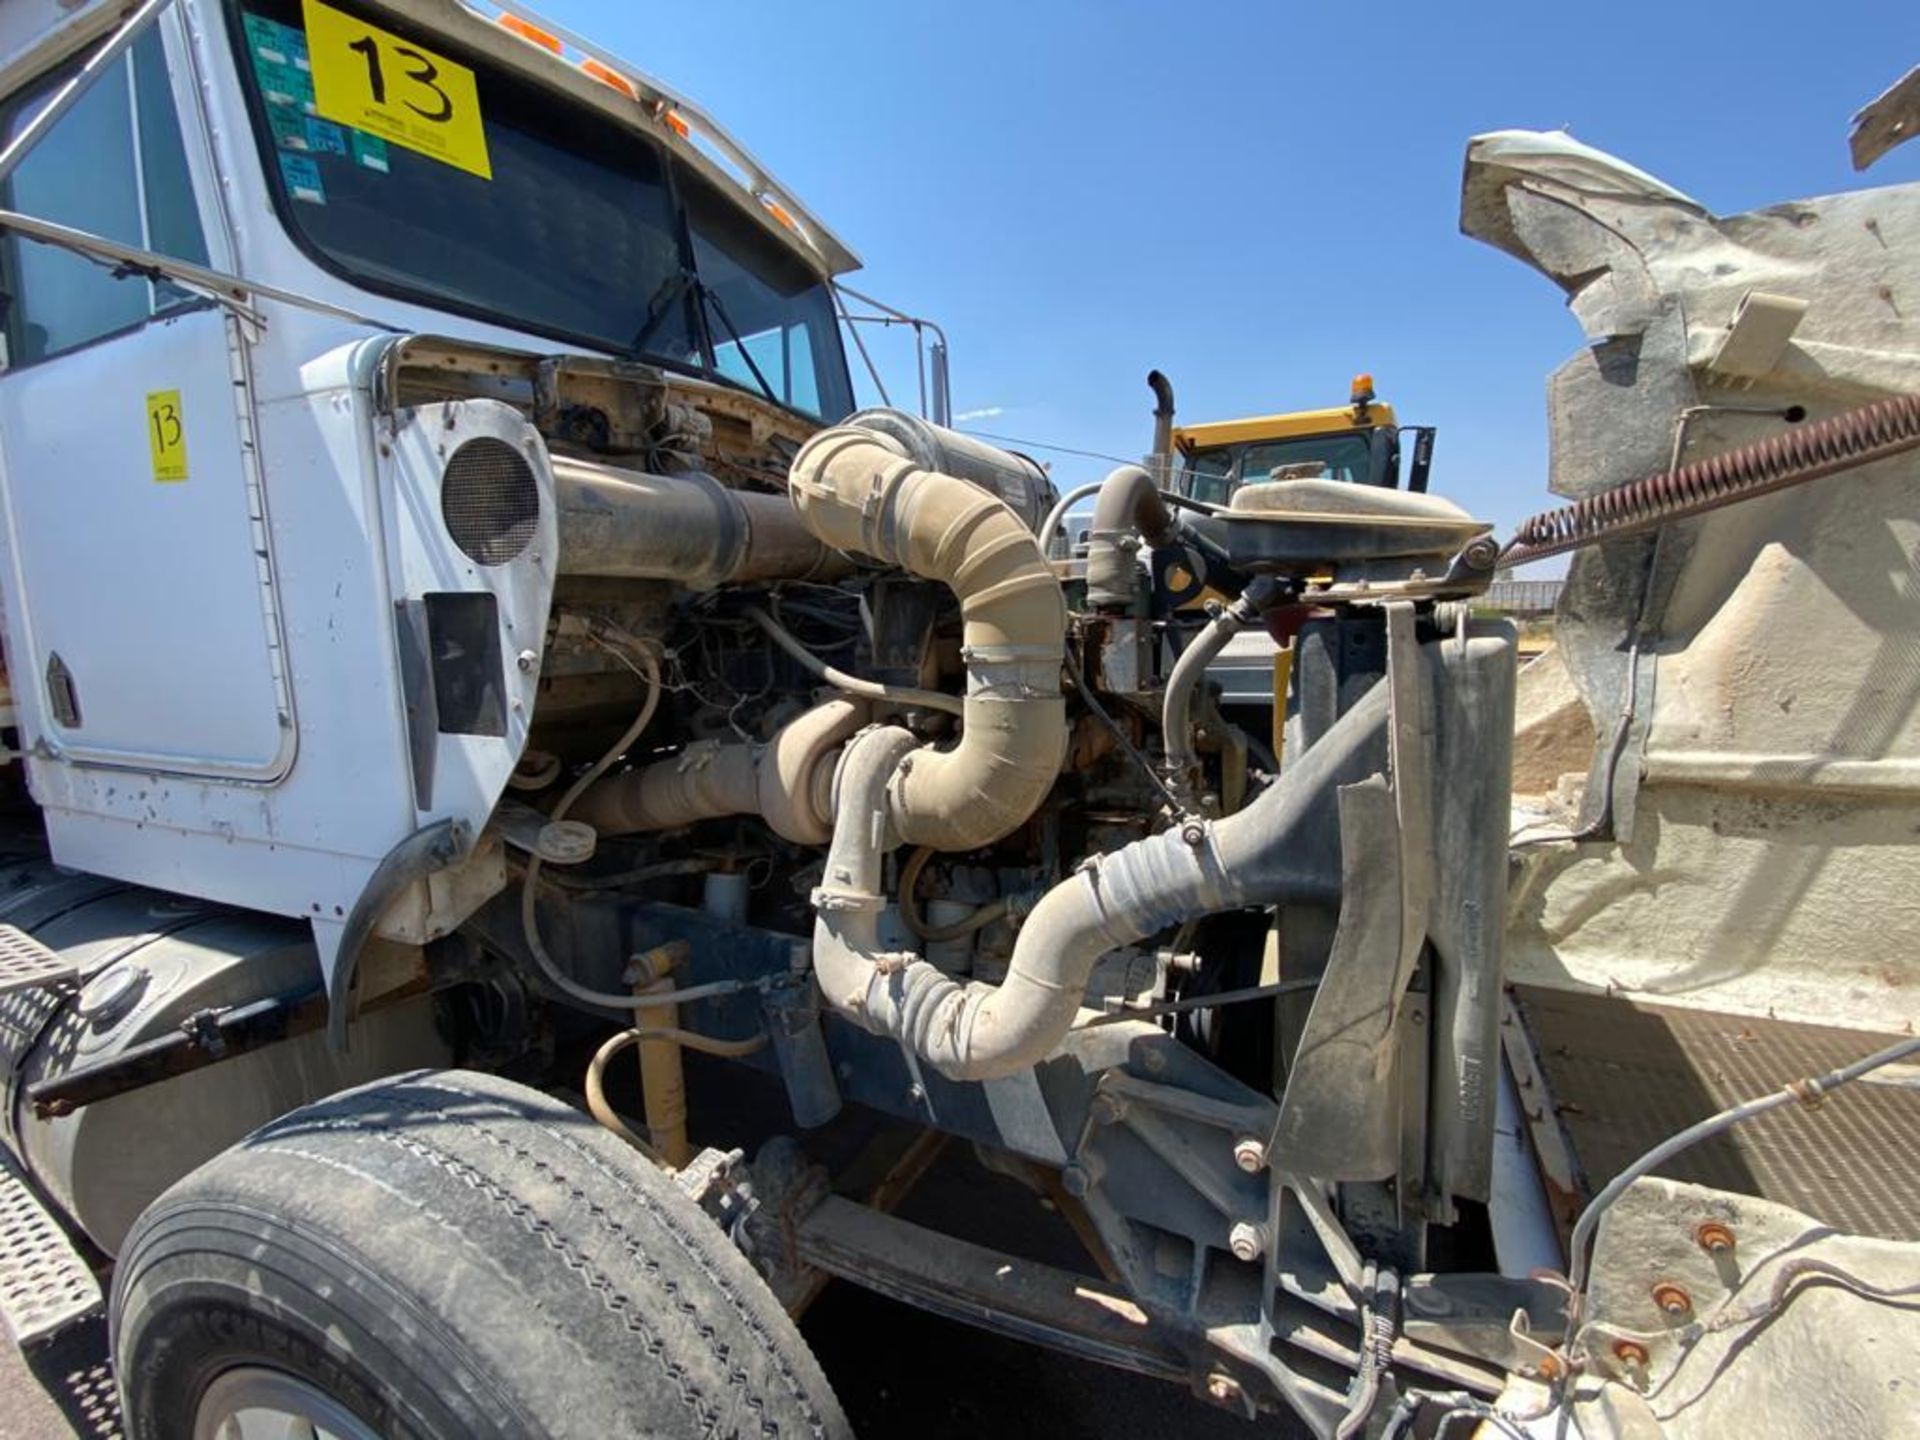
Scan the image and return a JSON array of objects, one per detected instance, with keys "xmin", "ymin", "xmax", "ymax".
[
  {"xmin": 515, "ymin": 383, "xmax": 1184, "ymax": 1039},
  {"xmin": 337, "ymin": 339, "xmax": 1516, "ymax": 1430},
  {"xmin": 500, "ymin": 383, "xmax": 1268, "ymax": 1049},
  {"xmin": 0, "ymin": 333, "xmax": 1517, "ymax": 1433}
]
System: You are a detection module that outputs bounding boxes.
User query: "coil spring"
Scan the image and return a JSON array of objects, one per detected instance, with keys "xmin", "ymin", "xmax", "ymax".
[{"xmin": 1504, "ymin": 393, "xmax": 1920, "ymax": 564}]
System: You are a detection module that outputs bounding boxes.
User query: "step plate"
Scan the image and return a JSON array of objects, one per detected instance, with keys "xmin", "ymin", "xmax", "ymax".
[
  {"xmin": 0, "ymin": 1148, "xmax": 101, "ymax": 1347},
  {"xmin": 0, "ymin": 924, "xmax": 77, "ymax": 997}
]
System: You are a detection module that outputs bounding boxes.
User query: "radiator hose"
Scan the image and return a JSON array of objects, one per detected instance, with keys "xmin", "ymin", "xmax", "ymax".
[{"xmin": 816, "ymin": 678, "xmax": 1391, "ymax": 1080}]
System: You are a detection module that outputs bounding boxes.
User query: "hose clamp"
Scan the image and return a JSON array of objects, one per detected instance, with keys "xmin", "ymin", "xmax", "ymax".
[{"xmin": 810, "ymin": 884, "xmax": 883, "ymax": 914}]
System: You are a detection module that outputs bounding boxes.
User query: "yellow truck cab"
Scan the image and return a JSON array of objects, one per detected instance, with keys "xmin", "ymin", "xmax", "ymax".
[
  {"xmin": 1171, "ymin": 375, "xmax": 1434, "ymax": 503},
  {"xmin": 1167, "ymin": 379, "xmax": 1436, "ymax": 749}
]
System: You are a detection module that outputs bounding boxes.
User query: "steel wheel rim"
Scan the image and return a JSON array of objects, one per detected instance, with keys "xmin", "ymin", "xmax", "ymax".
[{"xmin": 192, "ymin": 1365, "xmax": 382, "ymax": 1440}]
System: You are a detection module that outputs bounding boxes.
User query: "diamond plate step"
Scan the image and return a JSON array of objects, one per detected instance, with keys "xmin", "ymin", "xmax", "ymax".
[
  {"xmin": 0, "ymin": 1147, "xmax": 101, "ymax": 1347},
  {"xmin": 0, "ymin": 923, "xmax": 76, "ymax": 997}
]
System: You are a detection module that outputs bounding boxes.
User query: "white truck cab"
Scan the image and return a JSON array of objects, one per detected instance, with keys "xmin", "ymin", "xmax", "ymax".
[{"xmin": 0, "ymin": 0, "xmax": 865, "ymax": 1010}]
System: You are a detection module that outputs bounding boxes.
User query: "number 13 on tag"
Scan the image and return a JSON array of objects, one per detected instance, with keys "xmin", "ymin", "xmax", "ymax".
[
  {"xmin": 147, "ymin": 390, "xmax": 188, "ymax": 483},
  {"xmin": 303, "ymin": 0, "xmax": 492, "ymax": 180}
]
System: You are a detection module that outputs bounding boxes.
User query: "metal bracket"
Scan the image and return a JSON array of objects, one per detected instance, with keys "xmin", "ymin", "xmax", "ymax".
[{"xmin": 1270, "ymin": 605, "xmax": 1434, "ymax": 1185}]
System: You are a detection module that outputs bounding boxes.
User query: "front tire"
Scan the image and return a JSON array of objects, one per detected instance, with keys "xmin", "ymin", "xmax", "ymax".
[{"xmin": 111, "ymin": 1068, "xmax": 850, "ymax": 1440}]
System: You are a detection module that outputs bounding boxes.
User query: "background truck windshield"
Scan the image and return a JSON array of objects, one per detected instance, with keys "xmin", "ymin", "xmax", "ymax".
[
  {"xmin": 229, "ymin": 0, "xmax": 853, "ymax": 420},
  {"xmin": 1182, "ymin": 431, "xmax": 1376, "ymax": 502}
]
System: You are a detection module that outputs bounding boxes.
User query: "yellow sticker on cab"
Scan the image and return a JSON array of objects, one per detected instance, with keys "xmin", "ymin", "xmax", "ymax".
[
  {"xmin": 147, "ymin": 390, "xmax": 188, "ymax": 483},
  {"xmin": 303, "ymin": 0, "xmax": 492, "ymax": 180}
]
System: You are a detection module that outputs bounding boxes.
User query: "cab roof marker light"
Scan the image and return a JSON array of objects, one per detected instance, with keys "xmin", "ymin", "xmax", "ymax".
[
  {"xmin": 762, "ymin": 197, "xmax": 798, "ymax": 231},
  {"xmin": 468, "ymin": 0, "xmax": 859, "ymax": 272},
  {"xmin": 497, "ymin": 12, "xmax": 562, "ymax": 54},
  {"xmin": 580, "ymin": 58, "xmax": 637, "ymax": 100}
]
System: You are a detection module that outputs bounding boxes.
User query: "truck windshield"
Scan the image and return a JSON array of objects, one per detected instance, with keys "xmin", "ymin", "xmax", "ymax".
[
  {"xmin": 1239, "ymin": 433, "xmax": 1374, "ymax": 484},
  {"xmin": 1182, "ymin": 431, "xmax": 1378, "ymax": 500},
  {"xmin": 228, "ymin": 0, "xmax": 853, "ymax": 420}
]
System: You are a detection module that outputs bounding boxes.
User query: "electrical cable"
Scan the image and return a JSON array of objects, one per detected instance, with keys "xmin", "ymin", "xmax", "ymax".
[
  {"xmin": 1076, "ymin": 976, "xmax": 1321, "ymax": 1028},
  {"xmin": 1159, "ymin": 490, "xmax": 1225, "ymax": 516},
  {"xmin": 538, "ymin": 858, "xmax": 716, "ymax": 891},
  {"xmin": 1061, "ymin": 662, "xmax": 1184, "ymax": 814},
  {"xmin": 1599, "ymin": 1256, "xmax": 1920, "ymax": 1354},
  {"xmin": 1377, "ymin": 1390, "xmax": 1532, "ymax": 1440},
  {"xmin": 519, "ymin": 635, "xmax": 751, "ymax": 1012},
  {"xmin": 1336, "ymin": 1264, "xmax": 1398, "ymax": 1440},
  {"xmin": 960, "ymin": 430, "xmax": 1140, "ymax": 468},
  {"xmin": 744, "ymin": 605, "xmax": 965, "ymax": 717},
  {"xmin": 1561, "ymin": 1030, "xmax": 1920, "ymax": 1354}
]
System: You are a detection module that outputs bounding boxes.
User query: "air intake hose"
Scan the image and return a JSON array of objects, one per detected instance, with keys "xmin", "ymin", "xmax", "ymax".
[{"xmin": 788, "ymin": 422, "xmax": 1068, "ymax": 852}]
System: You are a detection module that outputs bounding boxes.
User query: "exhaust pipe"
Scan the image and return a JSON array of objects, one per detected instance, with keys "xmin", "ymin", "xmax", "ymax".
[
  {"xmin": 1147, "ymin": 368, "xmax": 1176, "ymax": 472},
  {"xmin": 551, "ymin": 456, "xmax": 849, "ymax": 586},
  {"xmin": 1084, "ymin": 371, "xmax": 1183, "ymax": 611},
  {"xmin": 569, "ymin": 699, "xmax": 869, "ymax": 845}
]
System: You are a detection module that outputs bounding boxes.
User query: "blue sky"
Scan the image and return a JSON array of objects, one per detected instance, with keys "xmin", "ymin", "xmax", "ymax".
[{"xmin": 538, "ymin": 1, "xmax": 1917, "ymax": 539}]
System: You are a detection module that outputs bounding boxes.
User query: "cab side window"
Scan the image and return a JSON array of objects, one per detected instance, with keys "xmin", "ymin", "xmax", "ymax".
[
  {"xmin": 0, "ymin": 29, "xmax": 209, "ymax": 367},
  {"xmin": 1182, "ymin": 450, "xmax": 1237, "ymax": 506}
]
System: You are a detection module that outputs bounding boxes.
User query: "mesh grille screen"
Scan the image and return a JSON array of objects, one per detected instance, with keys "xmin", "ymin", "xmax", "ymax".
[{"xmin": 442, "ymin": 437, "xmax": 539, "ymax": 566}]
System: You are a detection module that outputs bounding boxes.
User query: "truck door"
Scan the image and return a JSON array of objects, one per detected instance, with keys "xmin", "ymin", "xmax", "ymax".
[{"xmin": 0, "ymin": 25, "xmax": 290, "ymax": 780}]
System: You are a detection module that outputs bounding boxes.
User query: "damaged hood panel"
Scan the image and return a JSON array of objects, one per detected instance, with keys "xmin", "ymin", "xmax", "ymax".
[{"xmin": 1478, "ymin": 128, "xmax": 1920, "ymax": 1036}]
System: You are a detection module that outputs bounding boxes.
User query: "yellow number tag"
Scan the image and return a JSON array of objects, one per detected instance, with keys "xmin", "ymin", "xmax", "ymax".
[
  {"xmin": 147, "ymin": 390, "xmax": 188, "ymax": 483},
  {"xmin": 303, "ymin": 0, "xmax": 492, "ymax": 180}
]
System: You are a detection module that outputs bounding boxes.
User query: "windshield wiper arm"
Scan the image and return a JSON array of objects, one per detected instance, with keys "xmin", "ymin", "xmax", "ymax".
[
  {"xmin": 628, "ymin": 269, "xmax": 781, "ymax": 409},
  {"xmin": 695, "ymin": 280, "xmax": 780, "ymax": 407},
  {"xmin": 627, "ymin": 269, "xmax": 696, "ymax": 357}
]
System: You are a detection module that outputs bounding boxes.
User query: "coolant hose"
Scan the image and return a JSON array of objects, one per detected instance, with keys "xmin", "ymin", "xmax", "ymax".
[
  {"xmin": 1039, "ymin": 480, "xmax": 1105, "ymax": 561},
  {"xmin": 1162, "ymin": 590, "xmax": 1262, "ymax": 802},
  {"xmin": 1085, "ymin": 463, "xmax": 1180, "ymax": 610},
  {"xmin": 900, "ymin": 845, "xmax": 1011, "ymax": 942},
  {"xmin": 832, "ymin": 679, "xmax": 1391, "ymax": 1080}
]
